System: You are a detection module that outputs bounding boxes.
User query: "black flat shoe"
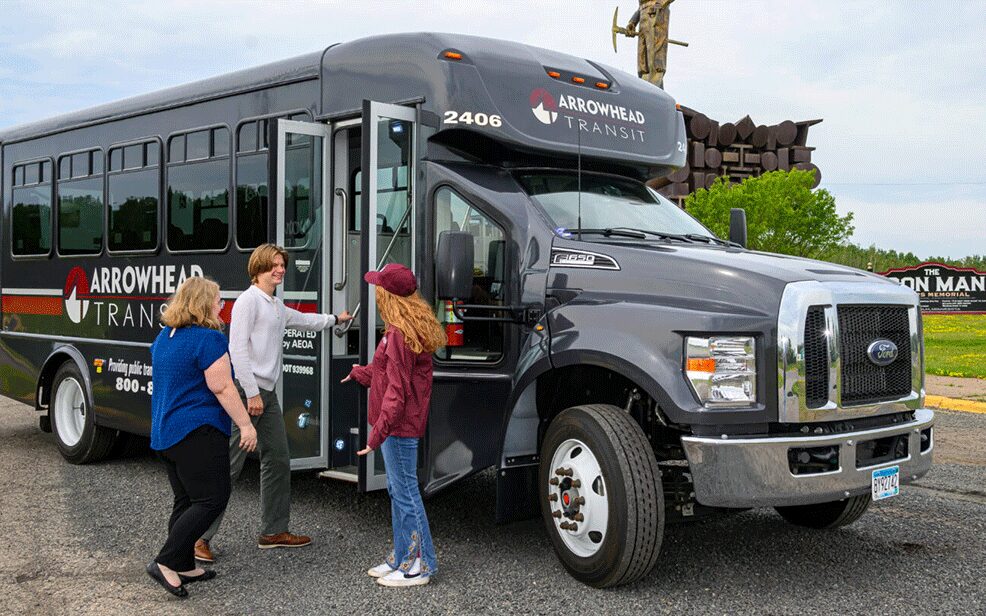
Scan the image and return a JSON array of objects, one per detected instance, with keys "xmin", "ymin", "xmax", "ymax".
[
  {"xmin": 179, "ymin": 570, "xmax": 217, "ymax": 584},
  {"xmin": 146, "ymin": 561, "xmax": 188, "ymax": 598}
]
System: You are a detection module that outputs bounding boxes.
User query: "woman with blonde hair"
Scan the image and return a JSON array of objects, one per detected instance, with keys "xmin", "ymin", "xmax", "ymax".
[
  {"xmin": 344, "ymin": 263, "xmax": 445, "ymax": 587},
  {"xmin": 146, "ymin": 276, "xmax": 257, "ymax": 598}
]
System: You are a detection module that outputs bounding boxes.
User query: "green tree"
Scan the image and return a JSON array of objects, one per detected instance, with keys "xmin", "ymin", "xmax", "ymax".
[{"xmin": 685, "ymin": 169, "xmax": 854, "ymax": 259}]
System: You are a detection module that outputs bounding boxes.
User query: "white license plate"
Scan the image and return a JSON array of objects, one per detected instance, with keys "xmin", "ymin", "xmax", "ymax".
[{"xmin": 871, "ymin": 465, "xmax": 900, "ymax": 501}]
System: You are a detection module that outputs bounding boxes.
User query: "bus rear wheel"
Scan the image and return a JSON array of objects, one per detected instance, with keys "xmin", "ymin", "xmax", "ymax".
[
  {"xmin": 539, "ymin": 404, "xmax": 664, "ymax": 588},
  {"xmin": 49, "ymin": 362, "xmax": 115, "ymax": 464},
  {"xmin": 774, "ymin": 495, "xmax": 871, "ymax": 529}
]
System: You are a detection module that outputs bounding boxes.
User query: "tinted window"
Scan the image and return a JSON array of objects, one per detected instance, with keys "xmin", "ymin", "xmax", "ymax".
[
  {"xmin": 12, "ymin": 185, "xmax": 52, "ymax": 255},
  {"xmin": 433, "ymin": 187, "xmax": 505, "ymax": 363},
  {"xmin": 237, "ymin": 121, "xmax": 257, "ymax": 153},
  {"xmin": 108, "ymin": 168, "xmax": 159, "ymax": 251},
  {"xmin": 124, "ymin": 144, "xmax": 143, "ymax": 169},
  {"xmin": 236, "ymin": 152, "xmax": 268, "ymax": 249},
  {"xmin": 58, "ymin": 177, "xmax": 103, "ymax": 254},
  {"xmin": 167, "ymin": 159, "xmax": 229, "ymax": 251},
  {"xmin": 168, "ymin": 134, "xmax": 185, "ymax": 162}
]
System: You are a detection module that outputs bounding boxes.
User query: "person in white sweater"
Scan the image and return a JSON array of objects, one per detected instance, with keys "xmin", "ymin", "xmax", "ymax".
[{"xmin": 195, "ymin": 244, "xmax": 350, "ymax": 563}]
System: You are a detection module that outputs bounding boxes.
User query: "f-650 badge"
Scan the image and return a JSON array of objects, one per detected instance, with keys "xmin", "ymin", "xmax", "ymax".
[{"xmin": 550, "ymin": 249, "xmax": 620, "ymax": 270}]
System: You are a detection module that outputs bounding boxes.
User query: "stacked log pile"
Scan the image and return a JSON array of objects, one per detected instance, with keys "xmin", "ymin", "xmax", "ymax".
[{"xmin": 653, "ymin": 105, "xmax": 822, "ymax": 205}]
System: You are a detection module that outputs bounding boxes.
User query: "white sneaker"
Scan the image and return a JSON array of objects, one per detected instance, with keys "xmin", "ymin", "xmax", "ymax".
[
  {"xmin": 376, "ymin": 558, "xmax": 430, "ymax": 587},
  {"xmin": 367, "ymin": 563, "xmax": 394, "ymax": 578}
]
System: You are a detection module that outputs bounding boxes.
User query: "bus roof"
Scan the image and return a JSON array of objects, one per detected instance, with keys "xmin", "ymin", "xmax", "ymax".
[{"xmin": 1, "ymin": 33, "xmax": 686, "ymax": 171}]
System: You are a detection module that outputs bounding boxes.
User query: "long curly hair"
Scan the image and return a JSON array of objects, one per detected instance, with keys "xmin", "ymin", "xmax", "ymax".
[
  {"xmin": 160, "ymin": 276, "xmax": 224, "ymax": 331},
  {"xmin": 376, "ymin": 286, "xmax": 446, "ymax": 354}
]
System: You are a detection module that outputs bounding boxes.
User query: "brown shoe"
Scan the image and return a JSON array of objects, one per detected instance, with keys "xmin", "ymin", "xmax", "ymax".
[
  {"xmin": 257, "ymin": 532, "xmax": 312, "ymax": 549},
  {"xmin": 194, "ymin": 539, "xmax": 214, "ymax": 563}
]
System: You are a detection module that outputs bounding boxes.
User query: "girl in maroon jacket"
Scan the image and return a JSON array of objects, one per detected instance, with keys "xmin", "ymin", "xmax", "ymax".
[{"xmin": 344, "ymin": 263, "xmax": 446, "ymax": 587}]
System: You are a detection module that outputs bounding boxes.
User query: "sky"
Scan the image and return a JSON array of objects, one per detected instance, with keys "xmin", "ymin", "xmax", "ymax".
[{"xmin": 0, "ymin": 0, "xmax": 983, "ymax": 259}]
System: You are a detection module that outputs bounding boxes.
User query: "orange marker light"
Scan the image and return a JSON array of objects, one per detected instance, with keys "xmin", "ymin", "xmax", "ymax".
[
  {"xmin": 595, "ymin": 82, "xmax": 609, "ymax": 89},
  {"xmin": 675, "ymin": 103, "xmax": 682, "ymax": 110},
  {"xmin": 572, "ymin": 76, "xmax": 585, "ymax": 84},
  {"xmin": 443, "ymin": 51, "xmax": 463, "ymax": 60},
  {"xmin": 547, "ymin": 70, "xmax": 561, "ymax": 78},
  {"xmin": 687, "ymin": 358, "xmax": 716, "ymax": 373}
]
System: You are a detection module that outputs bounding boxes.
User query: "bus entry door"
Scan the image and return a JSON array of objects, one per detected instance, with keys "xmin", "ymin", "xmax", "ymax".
[
  {"xmin": 356, "ymin": 101, "xmax": 417, "ymax": 492},
  {"xmin": 275, "ymin": 119, "xmax": 331, "ymax": 470}
]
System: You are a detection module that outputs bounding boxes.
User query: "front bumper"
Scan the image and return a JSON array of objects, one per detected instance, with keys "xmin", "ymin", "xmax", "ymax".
[{"xmin": 680, "ymin": 408, "xmax": 934, "ymax": 508}]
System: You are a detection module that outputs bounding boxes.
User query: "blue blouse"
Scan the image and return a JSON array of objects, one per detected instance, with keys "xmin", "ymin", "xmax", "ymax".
[{"xmin": 150, "ymin": 326, "xmax": 232, "ymax": 451}]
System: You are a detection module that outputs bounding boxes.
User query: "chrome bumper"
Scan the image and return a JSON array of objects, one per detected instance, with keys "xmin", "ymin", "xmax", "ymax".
[{"xmin": 680, "ymin": 409, "xmax": 934, "ymax": 508}]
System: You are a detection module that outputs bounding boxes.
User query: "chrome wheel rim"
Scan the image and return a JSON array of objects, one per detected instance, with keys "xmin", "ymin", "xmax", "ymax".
[
  {"xmin": 53, "ymin": 377, "xmax": 86, "ymax": 447},
  {"xmin": 547, "ymin": 438, "xmax": 608, "ymax": 558}
]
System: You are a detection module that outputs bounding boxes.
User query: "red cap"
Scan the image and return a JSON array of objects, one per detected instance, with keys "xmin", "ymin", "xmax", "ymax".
[{"xmin": 364, "ymin": 263, "xmax": 417, "ymax": 297}]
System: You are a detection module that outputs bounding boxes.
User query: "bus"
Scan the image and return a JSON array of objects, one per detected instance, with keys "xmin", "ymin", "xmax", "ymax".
[{"xmin": 0, "ymin": 33, "xmax": 933, "ymax": 588}]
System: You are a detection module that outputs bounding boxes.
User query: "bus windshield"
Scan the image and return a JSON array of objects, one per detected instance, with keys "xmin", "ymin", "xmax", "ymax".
[{"xmin": 516, "ymin": 171, "xmax": 712, "ymax": 239}]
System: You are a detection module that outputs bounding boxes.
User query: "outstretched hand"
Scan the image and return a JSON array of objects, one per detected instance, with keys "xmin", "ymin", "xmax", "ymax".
[
  {"xmin": 336, "ymin": 310, "xmax": 353, "ymax": 323},
  {"xmin": 356, "ymin": 446, "xmax": 372, "ymax": 456},
  {"xmin": 341, "ymin": 363, "xmax": 360, "ymax": 383}
]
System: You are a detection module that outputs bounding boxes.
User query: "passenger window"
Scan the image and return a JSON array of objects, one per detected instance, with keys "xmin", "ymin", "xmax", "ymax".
[
  {"xmin": 57, "ymin": 150, "xmax": 104, "ymax": 255},
  {"xmin": 108, "ymin": 141, "xmax": 160, "ymax": 252},
  {"xmin": 11, "ymin": 162, "xmax": 53, "ymax": 256},
  {"xmin": 433, "ymin": 187, "xmax": 506, "ymax": 363},
  {"xmin": 167, "ymin": 128, "xmax": 230, "ymax": 251}
]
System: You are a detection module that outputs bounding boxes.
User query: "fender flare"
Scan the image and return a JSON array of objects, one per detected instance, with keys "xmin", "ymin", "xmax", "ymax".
[
  {"xmin": 38, "ymin": 344, "xmax": 95, "ymax": 415},
  {"xmin": 500, "ymin": 348, "xmax": 673, "ymax": 464}
]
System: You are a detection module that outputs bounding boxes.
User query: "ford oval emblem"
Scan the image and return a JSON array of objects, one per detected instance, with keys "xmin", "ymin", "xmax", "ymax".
[{"xmin": 866, "ymin": 340, "xmax": 898, "ymax": 366}]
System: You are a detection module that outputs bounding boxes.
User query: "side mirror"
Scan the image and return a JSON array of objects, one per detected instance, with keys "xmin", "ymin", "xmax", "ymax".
[
  {"xmin": 436, "ymin": 231, "xmax": 474, "ymax": 299},
  {"xmin": 729, "ymin": 208, "xmax": 747, "ymax": 248}
]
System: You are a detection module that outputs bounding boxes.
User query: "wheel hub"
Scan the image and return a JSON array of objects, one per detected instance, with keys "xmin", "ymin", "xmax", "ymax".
[{"xmin": 547, "ymin": 439, "xmax": 607, "ymax": 558}]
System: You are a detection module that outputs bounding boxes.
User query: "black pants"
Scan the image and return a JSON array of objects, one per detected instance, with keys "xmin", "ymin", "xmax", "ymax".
[{"xmin": 156, "ymin": 425, "xmax": 232, "ymax": 571}]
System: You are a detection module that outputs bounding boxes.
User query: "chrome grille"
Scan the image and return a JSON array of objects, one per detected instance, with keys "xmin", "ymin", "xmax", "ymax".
[
  {"xmin": 838, "ymin": 305, "xmax": 912, "ymax": 405},
  {"xmin": 804, "ymin": 306, "xmax": 829, "ymax": 408}
]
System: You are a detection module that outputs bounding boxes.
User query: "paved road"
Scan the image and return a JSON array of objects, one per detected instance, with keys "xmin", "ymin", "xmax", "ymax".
[{"xmin": 1, "ymin": 399, "xmax": 984, "ymax": 615}]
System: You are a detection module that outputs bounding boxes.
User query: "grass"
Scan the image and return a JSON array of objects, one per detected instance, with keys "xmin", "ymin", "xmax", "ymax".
[{"xmin": 923, "ymin": 314, "xmax": 986, "ymax": 379}]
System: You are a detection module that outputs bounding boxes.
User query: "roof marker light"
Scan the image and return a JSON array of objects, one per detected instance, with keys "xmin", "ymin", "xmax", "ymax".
[
  {"xmin": 595, "ymin": 82, "xmax": 609, "ymax": 89},
  {"xmin": 547, "ymin": 70, "xmax": 561, "ymax": 78},
  {"xmin": 572, "ymin": 76, "xmax": 585, "ymax": 84},
  {"xmin": 442, "ymin": 51, "xmax": 463, "ymax": 61}
]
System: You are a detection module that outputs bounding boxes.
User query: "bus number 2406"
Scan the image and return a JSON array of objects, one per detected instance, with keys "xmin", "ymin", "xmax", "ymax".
[{"xmin": 443, "ymin": 111, "xmax": 503, "ymax": 127}]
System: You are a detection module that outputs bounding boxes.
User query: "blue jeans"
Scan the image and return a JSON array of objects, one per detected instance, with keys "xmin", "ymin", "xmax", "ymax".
[{"xmin": 380, "ymin": 436, "xmax": 437, "ymax": 576}]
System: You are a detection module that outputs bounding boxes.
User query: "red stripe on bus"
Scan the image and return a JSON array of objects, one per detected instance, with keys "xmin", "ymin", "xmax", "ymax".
[
  {"xmin": 285, "ymin": 301, "xmax": 318, "ymax": 313},
  {"xmin": 2, "ymin": 295, "xmax": 64, "ymax": 315}
]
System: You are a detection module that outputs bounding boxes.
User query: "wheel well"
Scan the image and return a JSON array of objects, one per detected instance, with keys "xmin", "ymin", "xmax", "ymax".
[
  {"xmin": 535, "ymin": 365, "xmax": 681, "ymax": 460},
  {"xmin": 37, "ymin": 353, "xmax": 76, "ymax": 410}
]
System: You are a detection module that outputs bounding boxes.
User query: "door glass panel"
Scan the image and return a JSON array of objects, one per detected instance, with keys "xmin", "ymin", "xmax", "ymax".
[
  {"xmin": 276, "ymin": 122, "xmax": 328, "ymax": 469},
  {"xmin": 359, "ymin": 105, "xmax": 415, "ymax": 492}
]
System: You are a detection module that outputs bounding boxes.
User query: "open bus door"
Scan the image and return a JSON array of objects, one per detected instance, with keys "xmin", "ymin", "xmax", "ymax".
[
  {"xmin": 274, "ymin": 119, "xmax": 332, "ymax": 471},
  {"xmin": 355, "ymin": 101, "xmax": 418, "ymax": 492}
]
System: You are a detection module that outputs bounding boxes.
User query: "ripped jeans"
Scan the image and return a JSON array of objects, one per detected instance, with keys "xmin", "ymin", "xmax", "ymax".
[{"xmin": 380, "ymin": 436, "xmax": 438, "ymax": 576}]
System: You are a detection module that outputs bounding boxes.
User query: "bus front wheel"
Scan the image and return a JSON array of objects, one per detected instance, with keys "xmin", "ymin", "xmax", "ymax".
[
  {"xmin": 539, "ymin": 404, "xmax": 664, "ymax": 588},
  {"xmin": 49, "ymin": 362, "xmax": 115, "ymax": 464}
]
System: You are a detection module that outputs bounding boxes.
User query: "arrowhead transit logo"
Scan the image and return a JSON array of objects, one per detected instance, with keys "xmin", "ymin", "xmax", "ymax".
[{"xmin": 64, "ymin": 266, "xmax": 91, "ymax": 324}]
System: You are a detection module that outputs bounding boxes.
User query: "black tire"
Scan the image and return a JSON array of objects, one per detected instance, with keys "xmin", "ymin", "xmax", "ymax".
[
  {"xmin": 775, "ymin": 495, "xmax": 871, "ymax": 529},
  {"xmin": 539, "ymin": 404, "xmax": 664, "ymax": 588},
  {"xmin": 48, "ymin": 362, "xmax": 115, "ymax": 464}
]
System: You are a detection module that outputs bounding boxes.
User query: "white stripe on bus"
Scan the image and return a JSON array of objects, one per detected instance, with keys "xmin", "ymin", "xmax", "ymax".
[{"xmin": 1, "ymin": 288, "xmax": 62, "ymax": 296}]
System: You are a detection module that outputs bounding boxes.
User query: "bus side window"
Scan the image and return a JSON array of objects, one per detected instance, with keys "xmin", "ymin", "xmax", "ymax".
[
  {"xmin": 11, "ymin": 161, "xmax": 53, "ymax": 256},
  {"xmin": 57, "ymin": 149, "xmax": 104, "ymax": 256},
  {"xmin": 107, "ymin": 141, "xmax": 160, "ymax": 252},
  {"xmin": 166, "ymin": 127, "xmax": 231, "ymax": 252},
  {"xmin": 433, "ymin": 186, "xmax": 505, "ymax": 363}
]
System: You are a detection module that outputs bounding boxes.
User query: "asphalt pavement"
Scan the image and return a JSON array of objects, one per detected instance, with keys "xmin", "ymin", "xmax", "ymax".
[{"xmin": 1, "ymin": 398, "xmax": 984, "ymax": 615}]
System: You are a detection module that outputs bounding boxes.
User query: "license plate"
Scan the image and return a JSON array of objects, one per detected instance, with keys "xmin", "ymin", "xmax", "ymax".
[{"xmin": 871, "ymin": 465, "xmax": 900, "ymax": 501}]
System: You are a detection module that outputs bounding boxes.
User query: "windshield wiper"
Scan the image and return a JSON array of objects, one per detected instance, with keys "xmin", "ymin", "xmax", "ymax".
[
  {"xmin": 609, "ymin": 227, "xmax": 696, "ymax": 243},
  {"xmin": 571, "ymin": 228, "xmax": 648, "ymax": 239},
  {"xmin": 686, "ymin": 233, "xmax": 738, "ymax": 247}
]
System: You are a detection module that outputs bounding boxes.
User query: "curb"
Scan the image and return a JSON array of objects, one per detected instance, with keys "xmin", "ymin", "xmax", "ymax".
[{"xmin": 925, "ymin": 395, "xmax": 986, "ymax": 415}]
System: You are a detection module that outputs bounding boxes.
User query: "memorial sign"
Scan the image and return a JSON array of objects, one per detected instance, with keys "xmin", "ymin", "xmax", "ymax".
[{"xmin": 881, "ymin": 262, "xmax": 986, "ymax": 314}]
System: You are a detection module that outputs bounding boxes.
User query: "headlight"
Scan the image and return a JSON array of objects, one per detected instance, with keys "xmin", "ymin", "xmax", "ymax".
[{"xmin": 685, "ymin": 336, "xmax": 757, "ymax": 407}]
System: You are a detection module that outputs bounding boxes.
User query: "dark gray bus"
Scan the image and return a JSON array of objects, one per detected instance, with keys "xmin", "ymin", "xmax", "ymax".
[{"xmin": 0, "ymin": 33, "xmax": 933, "ymax": 587}]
